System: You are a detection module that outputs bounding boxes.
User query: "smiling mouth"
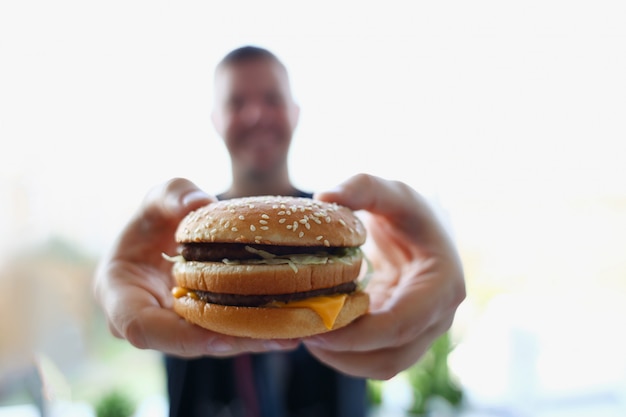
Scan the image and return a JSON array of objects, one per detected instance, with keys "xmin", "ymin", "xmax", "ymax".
[
  {"xmin": 243, "ymin": 133, "xmax": 282, "ymax": 153},
  {"xmin": 246, "ymin": 130, "xmax": 276, "ymax": 142}
]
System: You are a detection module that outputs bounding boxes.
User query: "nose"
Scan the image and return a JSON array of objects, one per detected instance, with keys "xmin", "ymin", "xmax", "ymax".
[{"xmin": 240, "ymin": 102, "xmax": 263, "ymax": 126}]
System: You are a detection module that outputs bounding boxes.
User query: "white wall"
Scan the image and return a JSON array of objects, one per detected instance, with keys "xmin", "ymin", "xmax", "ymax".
[{"xmin": 2, "ymin": 0, "xmax": 624, "ymax": 256}]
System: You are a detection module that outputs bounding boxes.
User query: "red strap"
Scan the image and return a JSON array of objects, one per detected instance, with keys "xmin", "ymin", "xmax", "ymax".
[{"xmin": 234, "ymin": 354, "xmax": 260, "ymax": 417}]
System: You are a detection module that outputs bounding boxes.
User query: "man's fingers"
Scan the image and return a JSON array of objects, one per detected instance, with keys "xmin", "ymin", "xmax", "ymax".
[
  {"xmin": 304, "ymin": 268, "xmax": 461, "ymax": 354},
  {"xmin": 304, "ymin": 305, "xmax": 429, "ymax": 355},
  {"xmin": 315, "ymin": 173, "xmax": 451, "ymax": 249},
  {"xmin": 107, "ymin": 179, "xmax": 215, "ymax": 267},
  {"xmin": 119, "ymin": 305, "xmax": 299, "ymax": 357},
  {"xmin": 142, "ymin": 177, "xmax": 215, "ymax": 221},
  {"xmin": 315, "ymin": 173, "xmax": 422, "ymax": 219},
  {"xmin": 306, "ymin": 319, "xmax": 450, "ymax": 380}
]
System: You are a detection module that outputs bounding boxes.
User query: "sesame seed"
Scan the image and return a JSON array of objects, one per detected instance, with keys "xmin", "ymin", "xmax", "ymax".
[
  {"xmin": 278, "ymin": 210, "xmax": 286, "ymax": 215},
  {"xmin": 210, "ymin": 228, "xmax": 217, "ymax": 234},
  {"xmin": 299, "ymin": 219, "xmax": 308, "ymax": 224},
  {"xmin": 325, "ymin": 217, "xmax": 331, "ymax": 223},
  {"xmin": 305, "ymin": 223, "xmax": 311, "ymax": 230},
  {"xmin": 239, "ymin": 215, "xmax": 245, "ymax": 220},
  {"xmin": 261, "ymin": 214, "xmax": 270, "ymax": 219},
  {"xmin": 255, "ymin": 235, "xmax": 262, "ymax": 241},
  {"xmin": 323, "ymin": 239, "xmax": 330, "ymax": 247},
  {"xmin": 279, "ymin": 218, "xmax": 286, "ymax": 224},
  {"xmin": 299, "ymin": 231, "xmax": 304, "ymax": 238},
  {"xmin": 286, "ymin": 210, "xmax": 292, "ymax": 215},
  {"xmin": 292, "ymin": 221, "xmax": 298, "ymax": 231},
  {"xmin": 259, "ymin": 219, "xmax": 268, "ymax": 225},
  {"xmin": 339, "ymin": 219, "xmax": 347, "ymax": 227},
  {"xmin": 286, "ymin": 225, "xmax": 292, "ymax": 230},
  {"xmin": 260, "ymin": 226, "xmax": 269, "ymax": 230},
  {"xmin": 224, "ymin": 221, "xmax": 230, "ymax": 228},
  {"xmin": 250, "ymin": 224, "xmax": 256, "ymax": 232},
  {"xmin": 231, "ymin": 227, "xmax": 238, "ymax": 232},
  {"xmin": 316, "ymin": 235, "xmax": 323, "ymax": 240}
]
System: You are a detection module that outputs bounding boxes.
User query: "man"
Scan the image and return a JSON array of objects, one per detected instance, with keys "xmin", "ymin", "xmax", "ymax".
[
  {"xmin": 93, "ymin": 46, "xmax": 466, "ymax": 417},
  {"xmin": 165, "ymin": 46, "xmax": 366, "ymax": 417},
  {"xmin": 210, "ymin": 46, "xmax": 301, "ymax": 200}
]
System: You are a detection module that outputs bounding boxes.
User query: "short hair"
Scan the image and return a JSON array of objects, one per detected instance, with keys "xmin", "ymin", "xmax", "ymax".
[{"xmin": 217, "ymin": 45, "xmax": 287, "ymax": 72}]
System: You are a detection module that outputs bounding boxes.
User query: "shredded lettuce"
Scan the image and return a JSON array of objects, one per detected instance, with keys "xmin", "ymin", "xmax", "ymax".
[
  {"xmin": 221, "ymin": 246, "xmax": 361, "ymax": 273},
  {"xmin": 358, "ymin": 252, "xmax": 374, "ymax": 289},
  {"xmin": 162, "ymin": 253, "xmax": 185, "ymax": 263},
  {"xmin": 164, "ymin": 246, "xmax": 365, "ymax": 276}
]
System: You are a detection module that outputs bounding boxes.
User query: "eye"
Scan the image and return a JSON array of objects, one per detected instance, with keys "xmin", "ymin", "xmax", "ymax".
[
  {"xmin": 264, "ymin": 92, "xmax": 284, "ymax": 107},
  {"xmin": 228, "ymin": 96, "xmax": 244, "ymax": 111}
]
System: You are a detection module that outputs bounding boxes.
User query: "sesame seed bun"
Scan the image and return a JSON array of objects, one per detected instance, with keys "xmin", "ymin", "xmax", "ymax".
[
  {"xmin": 175, "ymin": 195, "xmax": 366, "ymax": 247},
  {"xmin": 169, "ymin": 195, "xmax": 369, "ymax": 339}
]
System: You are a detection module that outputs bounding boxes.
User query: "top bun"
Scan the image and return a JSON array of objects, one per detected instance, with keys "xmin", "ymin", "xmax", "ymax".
[{"xmin": 176, "ymin": 195, "xmax": 366, "ymax": 247}]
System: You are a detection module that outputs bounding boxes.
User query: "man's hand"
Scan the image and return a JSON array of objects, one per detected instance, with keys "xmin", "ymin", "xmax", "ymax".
[
  {"xmin": 304, "ymin": 173, "xmax": 466, "ymax": 380},
  {"xmin": 93, "ymin": 178, "xmax": 299, "ymax": 357}
]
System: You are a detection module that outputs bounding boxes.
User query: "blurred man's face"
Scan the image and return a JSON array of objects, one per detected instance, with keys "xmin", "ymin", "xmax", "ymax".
[{"xmin": 212, "ymin": 58, "xmax": 300, "ymax": 179}]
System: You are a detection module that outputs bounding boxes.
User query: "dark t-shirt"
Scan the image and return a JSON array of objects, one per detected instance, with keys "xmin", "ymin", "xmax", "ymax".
[{"xmin": 165, "ymin": 190, "xmax": 367, "ymax": 417}]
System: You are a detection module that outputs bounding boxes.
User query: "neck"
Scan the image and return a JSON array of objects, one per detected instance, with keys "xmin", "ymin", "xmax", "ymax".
[{"xmin": 221, "ymin": 167, "xmax": 298, "ymax": 199}]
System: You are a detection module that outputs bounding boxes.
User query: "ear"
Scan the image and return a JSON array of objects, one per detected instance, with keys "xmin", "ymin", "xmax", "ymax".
[
  {"xmin": 211, "ymin": 109, "xmax": 222, "ymax": 135},
  {"xmin": 290, "ymin": 102, "xmax": 301, "ymax": 130}
]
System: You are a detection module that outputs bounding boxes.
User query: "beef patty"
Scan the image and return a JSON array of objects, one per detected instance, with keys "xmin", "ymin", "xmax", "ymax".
[
  {"xmin": 180, "ymin": 242, "xmax": 350, "ymax": 262},
  {"xmin": 194, "ymin": 281, "xmax": 357, "ymax": 307}
]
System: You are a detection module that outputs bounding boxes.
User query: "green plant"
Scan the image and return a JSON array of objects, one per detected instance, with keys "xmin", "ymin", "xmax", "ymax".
[
  {"xmin": 366, "ymin": 378, "xmax": 384, "ymax": 406},
  {"xmin": 95, "ymin": 390, "xmax": 135, "ymax": 417},
  {"xmin": 406, "ymin": 332, "xmax": 463, "ymax": 415}
]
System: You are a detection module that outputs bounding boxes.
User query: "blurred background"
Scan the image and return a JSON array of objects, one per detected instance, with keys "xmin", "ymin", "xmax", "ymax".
[{"xmin": 1, "ymin": 1, "xmax": 625, "ymax": 416}]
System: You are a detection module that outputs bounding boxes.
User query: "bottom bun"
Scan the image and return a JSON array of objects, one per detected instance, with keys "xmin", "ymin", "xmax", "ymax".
[{"xmin": 173, "ymin": 291, "xmax": 369, "ymax": 339}]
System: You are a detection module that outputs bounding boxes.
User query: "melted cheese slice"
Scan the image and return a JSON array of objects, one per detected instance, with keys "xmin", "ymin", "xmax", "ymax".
[
  {"xmin": 172, "ymin": 287, "xmax": 347, "ymax": 330},
  {"xmin": 281, "ymin": 294, "xmax": 347, "ymax": 329}
]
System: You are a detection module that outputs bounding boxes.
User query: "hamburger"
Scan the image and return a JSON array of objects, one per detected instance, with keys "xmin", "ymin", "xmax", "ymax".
[{"xmin": 167, "ymin": 195, "xmax": 370, "ymax": 339}]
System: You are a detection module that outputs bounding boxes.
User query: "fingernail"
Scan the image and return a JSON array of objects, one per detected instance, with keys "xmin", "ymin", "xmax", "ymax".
[
  {"xmin": 263, "ymin": 340, "xmax": 282, "ymax": 350},
  {"xmin": 208, "ymin": 339, "xmax": 233, "ymax": 353},
  {"xmin": 183, "ymin": 190, "xmax": 210, "ymax": 207},
  {"xmin": 303, "ymin": 336, "xmax": 324, "ymax": 347},
  {"xmin": 317, "ymin": 186, "xmax": 342, "ymax": 197},
  {"xmin": 264, "ymin": 340, "xmax": 298, "ymax": 350}
]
